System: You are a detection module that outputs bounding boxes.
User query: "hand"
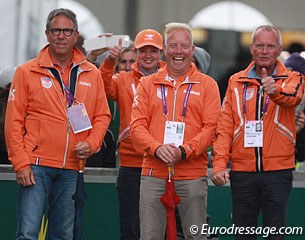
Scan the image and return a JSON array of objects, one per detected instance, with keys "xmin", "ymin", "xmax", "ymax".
[
  {"xmin": 86, "ymin": 33, "xmax": 113, "ymax": 62},
  {"xmin": 87, "ymin": 48, "xmax": 109, "ymax": 62},
  {"xmin": 155, "ymin": 144, "xmax": 180, "ymax": 165},
  {"xmin": 261, "ymin": 68, "xmax": 276, "ymax": 95},
  {"xmin": 108, "ymin": 38, "xmax": 123, "ymax": 62},
  {"xmin": 211, "ymin": 170, "xmax": 230, "ymax": 186},
  {"xmin": 73, "ymin": 141, "xmax": 91, "ymax": 159},
  {"xmin": 16, "ymin": 167, "xmax": 35, "ymax": 186},
  {"xmin": 295, "ymin": 110, "xmax": 305, "ymax": 134}
]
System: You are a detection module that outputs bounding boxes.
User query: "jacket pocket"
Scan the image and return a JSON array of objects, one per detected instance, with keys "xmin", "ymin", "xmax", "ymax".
[
  {"xmin": 24, "ymin": 118, "xmax": 43, "ymax": 152},
  {"xmin": 275, "ymin": 126, "xmax": 295, "ymax": 145}
]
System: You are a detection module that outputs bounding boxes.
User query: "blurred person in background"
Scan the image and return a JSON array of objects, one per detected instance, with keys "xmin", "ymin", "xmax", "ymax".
[
  {"xmin": 192, "ymin": 46, "xmax": 211, "ymax": 74},
  {"xmin": 286, "ymin": 42, "xmax": 304, "ymax": 55},
  {"xmin": 285, "ymin": 51, "xmax": 305, "ymax": 165},
  {"xmin": 115, "ymin": 46, "xmax": 136, "ymax": 72},
  {"xmin": 0, "ymin": 65, "xmax": 16, "ymax": 165},
  {"xmin": 217, "ymin": 48, "xmax": 252, "ymax": 102}
]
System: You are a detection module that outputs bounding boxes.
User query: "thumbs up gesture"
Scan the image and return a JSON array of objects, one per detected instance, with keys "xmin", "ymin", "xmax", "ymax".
[
  {"xmin": 108, "ymin": 38, "xmax": 123, "ymax": 62},
  {"xmin": 261, "ymin": 68, "xmax": 276, "ymax": 95}
]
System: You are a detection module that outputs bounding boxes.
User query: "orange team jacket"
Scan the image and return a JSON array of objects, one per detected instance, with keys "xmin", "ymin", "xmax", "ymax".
[
  {"xmin": 100, "ymin": 58, "xmax": 166, "ymax": 168},
  {"xmin": 130, "ymin": 63, "xmax": 221, "ymax": 180},
  {"xmin": 5, "ymin": 45, "xmax": 111, "ymax": 172},
  {"xmin": 213, "ymin": 59, "xmax": 304, "ymax": 174}
]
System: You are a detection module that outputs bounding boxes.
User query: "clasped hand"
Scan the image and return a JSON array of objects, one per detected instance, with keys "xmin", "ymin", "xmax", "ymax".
[{"xmin": 155, "ymin": 144, "xmax": 182, "ymax": 165}]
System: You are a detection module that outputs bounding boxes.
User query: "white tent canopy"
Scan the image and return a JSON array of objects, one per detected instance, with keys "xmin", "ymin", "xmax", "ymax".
[
  {"xmin": 189, "ymin": 1, "xmax": 273, "ymax": 32},
  {"xmin": 58, "ymin": 0, "xmax": 104, "ymax": 39},
  {"xmin": 0, "ymin": 0, "xmax": 104, "ymax": 67}
]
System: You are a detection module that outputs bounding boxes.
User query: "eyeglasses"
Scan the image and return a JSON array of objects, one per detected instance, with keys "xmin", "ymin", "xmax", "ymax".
[{"xmin": 48, "ymin": 28, "xmax": 76, "ymax": 36}]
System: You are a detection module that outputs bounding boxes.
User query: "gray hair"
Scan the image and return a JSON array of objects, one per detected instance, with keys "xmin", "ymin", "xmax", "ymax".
[
  {"xmin": 164, "ymin": 22, "xmax": 193, "ymax": 45},
  {"xmin": 46, "ymin": 8, "xmax": 78, "ymax": 31},
  {"xmin": 251, "ymin": 25, "xmax": 282, "ymax": 46}
]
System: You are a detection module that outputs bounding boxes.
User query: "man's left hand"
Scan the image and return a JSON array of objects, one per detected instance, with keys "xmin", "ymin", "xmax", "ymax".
[{"xmin": 73, "ymin": 141, "xmax": 91, "ymax": 159}]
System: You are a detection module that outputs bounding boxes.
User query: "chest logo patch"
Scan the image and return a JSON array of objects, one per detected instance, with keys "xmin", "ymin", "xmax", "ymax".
[
  {"xmin": 41, "ymin": 77, "xmax": 53, "ymax": 89},
  {"xmin": 246, "ymin": 88, "xmax": 254, "ymax": 100}
]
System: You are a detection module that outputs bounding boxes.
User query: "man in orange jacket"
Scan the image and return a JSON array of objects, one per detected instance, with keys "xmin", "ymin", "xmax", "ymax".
[
  {"xmin": 99, "ymin": 29, "xmax": 165, "ymax": 239},
  {"xmin": 212, "ymin": 25, "xmax": 304, "ymax": 240},
  {"xmin": 5, "ymin": 8, "xmax": 111, "ymax": 239},
  {"xmin": 131, "ymin": 22, "xmax": 220, "ymax": 239}
]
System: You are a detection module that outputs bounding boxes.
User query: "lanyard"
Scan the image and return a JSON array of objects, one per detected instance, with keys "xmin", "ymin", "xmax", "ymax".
[
  {"xmin": 160, "ymin": 83, "xmax": 193, "ymax": 120},
  {"xmin": 49, "ymin": 66, "xmax": 78, "ymax": 107},
  {"xmin": 63, "ymin": 83, "xmax": 75, "ymax": 107},
  {"xmin": 242, "ymin": 83, "xmax": 270, "ymax": 120}
]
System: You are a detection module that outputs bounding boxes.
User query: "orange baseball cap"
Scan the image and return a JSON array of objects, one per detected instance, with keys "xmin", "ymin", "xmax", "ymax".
[{"xmin": 134, "ymin": 29, "xmax": 163, "ymax": 50}]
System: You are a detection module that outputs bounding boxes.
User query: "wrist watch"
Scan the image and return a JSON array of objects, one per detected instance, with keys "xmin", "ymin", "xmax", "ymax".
[{"xmin": 179, "ymin": 146, "xmax": 186, "ymax": 160}]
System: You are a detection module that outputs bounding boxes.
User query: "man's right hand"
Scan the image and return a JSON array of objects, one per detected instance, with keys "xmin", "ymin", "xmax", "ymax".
[
  {"xmin": 211, "ymin": 170, "xmax": 230, "ymax": 186},
  {"xmin": 16, "ymin": 167, "xmax": 35, "ymax": 186}
]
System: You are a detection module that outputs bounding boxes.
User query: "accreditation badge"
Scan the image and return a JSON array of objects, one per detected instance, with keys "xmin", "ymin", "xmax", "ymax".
[
  {"xmin": 163, "ymin": 121, "xmax": 185, "ymax": 147},
  {"xmin": 244, "ymin": 120, "xmax": 263, "ymax": 147},
  {"xmin": 68, "ymin": 103, "xmax": 92, "ymax": 134}
]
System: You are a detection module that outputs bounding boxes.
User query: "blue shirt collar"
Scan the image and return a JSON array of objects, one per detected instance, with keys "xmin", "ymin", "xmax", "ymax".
[{"xmin": 248, "ymin": 65, "xmax": 277, "ymax": 79}]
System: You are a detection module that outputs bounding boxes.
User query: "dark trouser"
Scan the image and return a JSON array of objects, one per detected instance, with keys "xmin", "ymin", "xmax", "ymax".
[
  {"xmin": 230, "ymin": 170, "xmax": 293, "ymax": 240},
  {"xmin": 116, "ymin": 166, "xmax": 142, "ymax": 240},
  {"xmin": 73, "ymin": 173, "xmax": 87, "ymax": 240}
]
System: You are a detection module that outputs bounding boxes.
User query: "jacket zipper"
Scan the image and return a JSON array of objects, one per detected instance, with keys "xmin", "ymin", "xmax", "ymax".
[
  {"xmin": 62, "ymin": 65, "xmax": 79, "ymax": 167},
  {"xmin": 172, "ymin": 80, "xmax": 193, "ymax": 121},
  {"xmin": 63, "ymin": 121, "xmax": 71, "ymax": 168},
  {"xmin": 51, "ymin": 66, "xmax": 74, "ymax": 168},
  {"xmin": 256, "ymin": 86, "xmax": 263, "ymax": 172},
  {"xmin": 172, "ymin": 89, "xmax": 178, "ymax": 121}
]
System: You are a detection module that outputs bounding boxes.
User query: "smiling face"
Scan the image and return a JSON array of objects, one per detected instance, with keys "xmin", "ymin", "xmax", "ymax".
[
  {"xmin": 165, "ymin": 29, "xmax": 195, "ymax": 78},
  {"xmin": 136, "ymin": 45, "xmax": 162, "ymax": 71},
  {"xmin": 45, "ymin": 15, "xmax": 79, "ymax": 63}
]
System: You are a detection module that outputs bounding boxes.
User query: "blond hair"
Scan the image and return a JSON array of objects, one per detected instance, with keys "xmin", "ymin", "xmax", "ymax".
[{"xmin": 164, "ymin": 22, "xmax": 193, "ymax": 45}]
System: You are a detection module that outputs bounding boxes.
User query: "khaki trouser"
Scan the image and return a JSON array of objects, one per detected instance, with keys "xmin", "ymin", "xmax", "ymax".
[{"xmin": 140, "ymin": 176, "xmax": 208, "ymax": 240}]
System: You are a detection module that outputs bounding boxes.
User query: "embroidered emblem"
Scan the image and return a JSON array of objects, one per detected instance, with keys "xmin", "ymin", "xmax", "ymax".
[
  {"xmin": 246, "ymin": 88, "xmax": 254, "ymax": 100},
  {"xmin": 41, "ymin": 77, "xmax": 52, "ymax": 89},
  {"xmin": 144, "ymin": 34, "xmax": 154, "ymax": 40}
]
